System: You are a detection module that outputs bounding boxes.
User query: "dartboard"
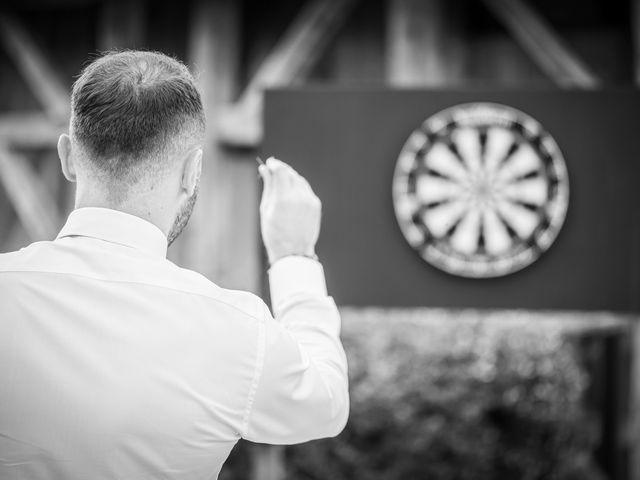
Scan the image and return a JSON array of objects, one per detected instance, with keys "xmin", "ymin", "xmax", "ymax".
[{"xmin": 392, "ymin": 102, "xmax": 569, "ymax": 278}]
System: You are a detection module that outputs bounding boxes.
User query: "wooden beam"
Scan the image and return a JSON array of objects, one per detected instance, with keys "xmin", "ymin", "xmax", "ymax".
[
  {"xmin": 0, "ymin": 13, "xmax": 70, "ymax": 121},
  {"xmin": 481, "ymin": 0, "xmax": 599, "ymax": 89},
  {"xmin": 386, "ymin": 0, "xmax": 466, "ymax": 86},
  {"xmin": 97, "ymin": 0, "xmax": 146, "ymax": 50},
  {"xmin": 218, "ymin": 0, "xmax": 358, "ymax": 147},
  {"xmin": 0, "ymin": 144, "xmax": 62, "ymax": 241},
  {"xmin": 0, "ymin": 113, "xmax": 61, "ymax": 149}
]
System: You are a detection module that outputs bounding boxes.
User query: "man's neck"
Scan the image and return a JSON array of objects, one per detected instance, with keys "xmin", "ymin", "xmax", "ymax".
[{"xmin": 74, "ymin": 190, "xmax": 173, "ymax": 238}]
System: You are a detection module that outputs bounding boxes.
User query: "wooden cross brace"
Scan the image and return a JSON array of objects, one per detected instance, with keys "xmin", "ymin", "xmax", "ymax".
[{"xmin": 0, "ymin": 13, "xmax": 68, "ymax": 242}]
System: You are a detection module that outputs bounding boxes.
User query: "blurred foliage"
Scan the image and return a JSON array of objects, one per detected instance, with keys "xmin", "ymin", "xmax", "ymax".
[
  {"xmin": 283, "ymin": 308, "xmax": 609, "ymax": 480},
  {"xmin": 218, "ymin": 309, "xmax": 620, "ymax": 480}
]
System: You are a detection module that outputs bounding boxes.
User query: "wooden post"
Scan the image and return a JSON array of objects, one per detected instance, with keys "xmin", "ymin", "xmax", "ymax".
[
  {"xmin": 250, "ymin": 445, "xmax": 285, "ymax": 480},
  {"xmin": 386, "ymin": 0, "xmax": 465, "ymax": 86},
  {"xmin": 175, "ymin": 0, "xmax": 260, "ymax": 292}
]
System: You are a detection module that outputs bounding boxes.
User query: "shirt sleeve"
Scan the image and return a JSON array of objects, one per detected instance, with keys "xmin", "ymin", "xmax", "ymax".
[{"xmin": 241, "ymin": 256, "xmax": 349, "ymax": 444}]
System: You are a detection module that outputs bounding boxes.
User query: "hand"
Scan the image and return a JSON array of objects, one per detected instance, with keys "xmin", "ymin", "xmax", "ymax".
[{"xmin": 259, "ymin": 157, "xmax": 321, "ymax": 265}]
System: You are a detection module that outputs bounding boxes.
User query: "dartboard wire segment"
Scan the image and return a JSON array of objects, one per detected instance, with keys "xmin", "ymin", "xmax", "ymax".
[{"xmin": 392, "ymin": 102, "xmax": 570, "ymax": 278}]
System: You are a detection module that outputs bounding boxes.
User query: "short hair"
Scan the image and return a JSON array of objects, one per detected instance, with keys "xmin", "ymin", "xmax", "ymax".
[{"xmin": 71, "ymin": 50, "xmax": 205, "ymax": 182}]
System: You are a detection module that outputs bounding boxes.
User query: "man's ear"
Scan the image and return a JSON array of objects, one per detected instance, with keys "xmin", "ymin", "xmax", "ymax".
[
  {"xmin": 181, "ymin": 148, "xmax": 203, "ymax": 196},
  {"xmin": 57, "ymin": 134, "xmax": 77, "ymax": 182}
]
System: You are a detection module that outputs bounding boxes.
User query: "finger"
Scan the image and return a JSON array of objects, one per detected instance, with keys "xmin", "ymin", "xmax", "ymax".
[
  {"xmin": 280, "ymin": 164, "xmax": 313, "ymax": 197},
  {"xmin": 267, "ymin": 157, "xmax": 301, "ymax": 183},
  {"xmin": 267, "ymin": 157, "xmax": 295, "ymax": 172},
  {"xmin": 267, "ymin": 157, "xmax": 294, "ymax": 192}
]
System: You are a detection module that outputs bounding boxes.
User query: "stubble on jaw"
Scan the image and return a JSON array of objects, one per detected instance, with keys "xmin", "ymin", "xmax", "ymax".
[{"xmin": 167, "ymin": 184, "xmax": 199, "ymax": 246}]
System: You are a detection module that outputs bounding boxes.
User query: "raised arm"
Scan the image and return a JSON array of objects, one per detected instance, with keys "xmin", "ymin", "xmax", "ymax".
[{"xmin": 241, "ymin": 158, "xmax": 349, "ymax": 444}]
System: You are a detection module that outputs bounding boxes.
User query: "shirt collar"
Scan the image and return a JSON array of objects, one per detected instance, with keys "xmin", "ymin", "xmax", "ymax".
[{"xmin": 57, "ymin": 207, "xmax": 168, "ymax": 259}]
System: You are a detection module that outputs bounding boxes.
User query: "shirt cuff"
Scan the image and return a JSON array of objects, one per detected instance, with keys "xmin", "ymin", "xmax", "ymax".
[{"xmin": 268, "ymin": 256, "xmax": 328, "ymax": 311}]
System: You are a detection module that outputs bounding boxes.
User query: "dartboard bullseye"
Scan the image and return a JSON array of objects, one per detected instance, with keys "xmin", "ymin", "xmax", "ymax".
[{"xmin": 392, "ymin": 103, "xmax": 569, "ymax": 278}]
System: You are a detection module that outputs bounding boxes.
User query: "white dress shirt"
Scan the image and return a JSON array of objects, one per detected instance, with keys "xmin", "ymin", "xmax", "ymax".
[{"xmin": 0, "ymin": 207, "xmax": 348, "ymax": 480}]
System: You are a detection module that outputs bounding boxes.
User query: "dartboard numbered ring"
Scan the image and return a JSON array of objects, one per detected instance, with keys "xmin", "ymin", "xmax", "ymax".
[{"xmin": 392, "ymin": 102, "xmax": 569, "ymax": 278}]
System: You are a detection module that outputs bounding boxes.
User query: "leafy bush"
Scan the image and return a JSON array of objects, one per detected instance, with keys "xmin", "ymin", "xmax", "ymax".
[{"xmin": 284, "ymin": 308, "xmax": 607, "ymax": 480}]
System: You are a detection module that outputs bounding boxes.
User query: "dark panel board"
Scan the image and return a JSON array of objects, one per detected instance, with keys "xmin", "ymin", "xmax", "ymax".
[{"xmin": 263, "ymin": 89, "xmax": 640, "ymax": 311}]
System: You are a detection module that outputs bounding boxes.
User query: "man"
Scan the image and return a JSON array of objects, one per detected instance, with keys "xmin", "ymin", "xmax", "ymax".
[{"xmin": 0, "ymin": 51, "xmax": 348, "ymax": 479}]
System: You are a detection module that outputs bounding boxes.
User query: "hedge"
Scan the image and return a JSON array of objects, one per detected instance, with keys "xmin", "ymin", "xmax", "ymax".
[{"xmin": 223, "ymin": 308, "xmax": 618, "ymax": 480}]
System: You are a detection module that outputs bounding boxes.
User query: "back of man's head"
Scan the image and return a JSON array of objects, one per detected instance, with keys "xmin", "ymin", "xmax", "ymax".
[{"xmin": 70, "ymin": 50, "xmax": 205, "ymax": 193}]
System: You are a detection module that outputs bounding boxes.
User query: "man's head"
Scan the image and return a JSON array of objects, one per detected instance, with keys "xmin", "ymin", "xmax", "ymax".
[{"xmin": 58, "ymin": 50, "xmax": 206, "ymax": 245}]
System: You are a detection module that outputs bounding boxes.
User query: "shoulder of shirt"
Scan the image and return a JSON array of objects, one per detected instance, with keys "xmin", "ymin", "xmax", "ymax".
[
  {"xmin": 0, "ymin": 241, "xmax": 269, "ymax": 323},
  {"xmin": 0, "ymin": 242, "xmax": 45, "ymax": 267},
  {"xmin": 167, "ymin": 261, "xmax": 269, "ymax": 322}
]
